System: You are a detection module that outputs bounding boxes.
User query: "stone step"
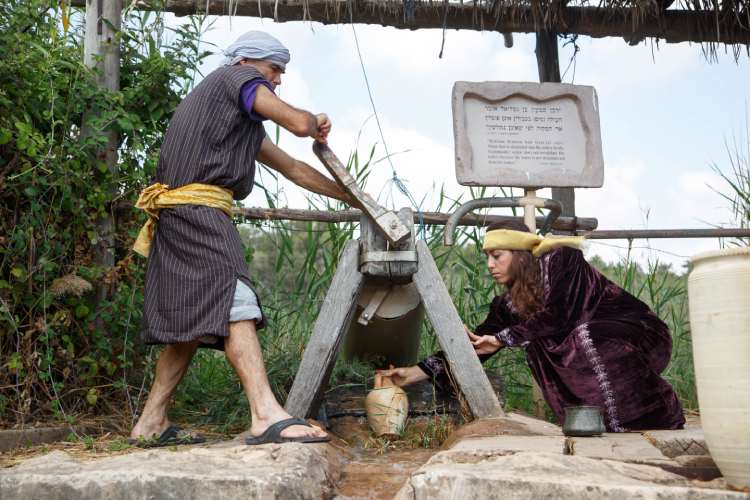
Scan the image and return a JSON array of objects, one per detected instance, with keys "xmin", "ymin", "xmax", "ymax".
[
  {"xmin": 0, "ymin": 440, "xmax": 335, "ymax": 500},
  {"xmin": 395, "ymin": 450, "xmax": 748, "ymax": 499}
]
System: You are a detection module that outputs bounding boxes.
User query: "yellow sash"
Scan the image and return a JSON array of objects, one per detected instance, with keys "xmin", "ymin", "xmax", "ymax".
[
  {"xmin": 482, "ymin": 229, "xmax": 585, "ymax": 257},
  {"xmin": 133, "ymin": 183, "xmax": 234, "ymax": 257}
]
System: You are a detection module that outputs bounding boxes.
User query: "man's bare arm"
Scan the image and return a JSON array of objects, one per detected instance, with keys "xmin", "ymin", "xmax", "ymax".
[
  {"xmin": 253, "ymin": 86, "xmax": 330, "ymax": 142},
  {"xmin": 256, "ymin": 137, "xmax": 359, "ymax": 207}
]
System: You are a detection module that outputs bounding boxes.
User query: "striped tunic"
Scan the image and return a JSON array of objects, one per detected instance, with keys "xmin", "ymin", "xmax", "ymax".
[{"xmin": 142, "ymin": 65, "xmax": 268, "ymax": 346}]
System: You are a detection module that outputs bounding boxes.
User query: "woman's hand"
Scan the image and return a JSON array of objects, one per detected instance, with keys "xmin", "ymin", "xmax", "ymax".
[
  {"xmin": 465, "ymin": 325, "xmax": 503, "ymax": 355},
  {"xmin": 376, "ymin": 366, "xmax": 428, "ymax": 387}
]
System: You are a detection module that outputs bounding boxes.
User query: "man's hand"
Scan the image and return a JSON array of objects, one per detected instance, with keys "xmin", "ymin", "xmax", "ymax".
[
  {"xmin": 465, "ymin": 325, "xmax": 503, "ymax": 355},
  {"xmin": 313, "ymin": 113, "xmax": 331, "ymax": 143}
]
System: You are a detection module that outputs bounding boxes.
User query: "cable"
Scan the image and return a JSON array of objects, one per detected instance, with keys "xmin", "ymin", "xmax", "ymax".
[{"xmin": 348, "ymin": 11, "xmax": 426, "ymax": 238}]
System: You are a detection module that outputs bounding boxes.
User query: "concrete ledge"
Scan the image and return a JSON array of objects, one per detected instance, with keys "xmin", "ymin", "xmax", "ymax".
[
  {"xmin": 0, "ymin": 440, "xmax": 335, "ymax": 500},
  {"xmin": 566, "ymin": 433, "xmax": 666, "ymax": 461},
  {"xmin": 451, "ymin": 435, "xmax": 565, "ymax": 454},
  {"xmin": 395, "ymin": 451, "xmax": 748, "ymax": 500},
  {"xmin": 0, "ymin": 426, "xmax": 95, "ymax": 452}
]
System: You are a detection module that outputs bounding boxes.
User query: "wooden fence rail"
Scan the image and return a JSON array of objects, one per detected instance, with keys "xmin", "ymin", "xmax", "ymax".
[{"xmin": 233, "ymin": 207, "xmax": 750, "ymax": 240}]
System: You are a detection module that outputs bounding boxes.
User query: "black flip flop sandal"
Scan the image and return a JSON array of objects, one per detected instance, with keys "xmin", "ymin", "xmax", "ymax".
[
  {"xmin": 129, "ymin": 425, "xmax": 207, "ymax": 448},
  {"xmin": 245, "ymin": 417, "xmax": 331, "ymax": 445}
]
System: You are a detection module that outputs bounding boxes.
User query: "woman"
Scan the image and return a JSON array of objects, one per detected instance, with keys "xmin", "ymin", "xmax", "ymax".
[{"xmin": 381, "ymin": 223, "xmax": 685, "ymax": 431}]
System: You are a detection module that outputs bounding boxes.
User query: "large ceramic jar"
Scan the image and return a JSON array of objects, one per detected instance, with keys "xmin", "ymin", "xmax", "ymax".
[{"xmin": 688, "ymin": 247, "xmax": 750, "ymax": 489}]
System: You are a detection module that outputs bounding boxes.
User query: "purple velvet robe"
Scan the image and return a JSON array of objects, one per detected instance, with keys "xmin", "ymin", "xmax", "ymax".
[{"xmin": 418, "ymin": 247, "xmax": 685, "ymax": 432}]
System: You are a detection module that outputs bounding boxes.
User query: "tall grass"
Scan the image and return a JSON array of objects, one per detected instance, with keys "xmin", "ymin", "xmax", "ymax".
[{"xmin": 712, "ymin": 111, "xmax": 750, "ymax": 247}]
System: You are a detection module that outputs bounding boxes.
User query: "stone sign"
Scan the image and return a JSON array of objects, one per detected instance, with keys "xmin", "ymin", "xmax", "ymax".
[{"xmin": 452, "ymin": 82, "xmax": 604, "ymax": 188}]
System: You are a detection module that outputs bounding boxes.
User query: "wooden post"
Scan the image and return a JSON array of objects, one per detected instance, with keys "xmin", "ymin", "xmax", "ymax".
[
  {"xmin": 413, "ymin": 241, "xmax": 504, "ymax": 419},
  {"xmin": 83, "ymin": 0, "xmax": 121, "ymax": 305},
  {"xmin": 285, "ymin": 240, "xmax": 365, "ymax": 418},
  {"xmin": 535, "ymin": 28, "xmax": 576, "ymax": 225}
]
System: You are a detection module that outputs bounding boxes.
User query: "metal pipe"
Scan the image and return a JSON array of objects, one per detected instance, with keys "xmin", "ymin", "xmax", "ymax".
[
  {"xmin": 443, "ymin": 197, "xmax": 562, "ymax": 245},
  {"xmin": 581, "ymin": 228, "xmax": 750, "ymax": 239}
]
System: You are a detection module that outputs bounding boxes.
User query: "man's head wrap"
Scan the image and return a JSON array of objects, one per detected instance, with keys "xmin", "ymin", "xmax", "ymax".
[
  {"xmin": 222, "ymin": 31, "xmax": 290, "ymax": 70},
  {"xmin": 482, "ymin": 229, "xmax": 585, "ymax": 257}
]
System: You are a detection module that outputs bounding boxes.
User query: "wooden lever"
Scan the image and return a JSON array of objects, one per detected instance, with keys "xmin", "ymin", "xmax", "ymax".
[{"xmin": 313, "ymin": 142, "xmax": 411, "ymax": 245}]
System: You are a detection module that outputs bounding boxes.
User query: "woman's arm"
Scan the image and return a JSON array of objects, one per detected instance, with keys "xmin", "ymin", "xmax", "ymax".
[
  {"xmin": 401, "ymin": 297, "xmax": 514, "ymax": 390},
  {"xmin": 375, "ymin": 366, "xmax": 429, "ymax": 387}
]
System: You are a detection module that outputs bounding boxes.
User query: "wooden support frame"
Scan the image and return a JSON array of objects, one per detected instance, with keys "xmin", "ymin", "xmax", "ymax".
[
  {"xmin": 412, "ymin": 240, "xmax": 504, "ymax": 418},
  {"xmin": 286, "ymin": 237, "xmax": 504, "ymax": 419},
  {"xmin": 285, "ymin": 240, "xmax": 364, "ymax": 419}
]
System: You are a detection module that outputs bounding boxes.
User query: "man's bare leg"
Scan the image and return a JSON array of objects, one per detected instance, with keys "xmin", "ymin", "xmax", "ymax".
[
  {"xmin": 130, "ymin": 340, "xmax": 199, "ymax": 439},
  {"xmin": 225, "ymin": 320, "xmax": 326, "ymax": 439}
]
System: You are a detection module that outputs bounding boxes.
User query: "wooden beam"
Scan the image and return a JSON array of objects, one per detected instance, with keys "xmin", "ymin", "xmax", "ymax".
[
  {"xmin": 234, "ymin": 207, "xmax": 599, "ymax": 231},
  {"xmin": 532, "ymin": 22, "xmax": 565, "ymax": 418},
  {"xmin": 285, "ymin": 240, "xmax": 365, "ymax": 418},
  {"xmin": 534, "ymin": 23, "xmax": 577, "ymax": 235},
  {"xmin": 413, "ymin": 240, "xmax": 504, "ymax": 419},
  {"xmin": 70, "ymin": 0, "xmax": 750, "ymax": 45}
]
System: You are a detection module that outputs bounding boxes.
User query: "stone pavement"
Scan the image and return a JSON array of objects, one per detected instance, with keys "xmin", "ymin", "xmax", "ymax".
[
  {"xmin": 2, "ymin": 415, "xmax": 748, "ymax": 499},
  {"xmin": 396, "ymin": 420, "xmax": 749, "ymax": 499}
]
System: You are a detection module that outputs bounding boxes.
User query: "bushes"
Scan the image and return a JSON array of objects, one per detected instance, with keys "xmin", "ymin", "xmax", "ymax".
[{"xmin": 0, "ymin": 1, "xmax": 207, "ymax": 424}]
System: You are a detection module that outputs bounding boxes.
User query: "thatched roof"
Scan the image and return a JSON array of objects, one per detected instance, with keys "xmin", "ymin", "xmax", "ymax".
[{"xmin": 74, "ymin": 0, "xmax": 750, "ymax": 54}]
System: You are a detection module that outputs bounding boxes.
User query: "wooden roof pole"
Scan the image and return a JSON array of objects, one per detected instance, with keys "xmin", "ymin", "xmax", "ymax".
[
  {"xmin": 83, "ymin": 0, "xmax": 122, "ymax": 311},
  {"xmin": 68, "ymin": 1, "xmax": 750, "ymax": 46},
  {"xmin": 534, "ymin": 26, "xmax": 577, "ymax": 235}
]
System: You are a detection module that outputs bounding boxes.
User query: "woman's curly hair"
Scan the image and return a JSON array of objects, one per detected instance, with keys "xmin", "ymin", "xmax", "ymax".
[{"xmin": 486, "ymin": 221, "xmax": 543, "ymax": 319}]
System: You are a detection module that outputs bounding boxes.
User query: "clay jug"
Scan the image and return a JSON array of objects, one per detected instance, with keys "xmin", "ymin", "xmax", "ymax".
[
  {"xmin": 366, "ymin": 372, "xmax": 409, "ymax": 437},
  {"xmin": 688, "ymin": 247, "xmax": 750, "ymax": 489}
]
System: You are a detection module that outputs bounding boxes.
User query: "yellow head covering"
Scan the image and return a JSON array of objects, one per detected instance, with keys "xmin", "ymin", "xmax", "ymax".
[{"xmin": 482, "ymin": 229, "xmax": 585, "ymax": 257}]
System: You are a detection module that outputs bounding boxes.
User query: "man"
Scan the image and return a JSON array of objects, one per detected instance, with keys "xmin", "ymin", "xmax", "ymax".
[{"xmin": 130, "ymin": 31, "xmax": 355, "ymax": 445}]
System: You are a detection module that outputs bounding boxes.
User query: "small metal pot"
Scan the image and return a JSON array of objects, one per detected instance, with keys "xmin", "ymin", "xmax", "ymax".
[{"xmin": 562, "ymin": 406, "xmax": 606, "ymax": 436}]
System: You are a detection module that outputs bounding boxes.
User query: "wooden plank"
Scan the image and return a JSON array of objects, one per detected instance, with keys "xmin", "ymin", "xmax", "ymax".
[
  {"xmin": 69, "ymin": 1, "xmax": 750, "ymax": 45},
  {"xmin": 285, "ymin": 240, "xmax": 365, "ymax": 418},
  {"xmin": 413, "ymin": 240, "xmax": 504, "ymax": 419},
  {"xmin": 360, "ymin": 209, "xmax": 417, "ymax": 282}
]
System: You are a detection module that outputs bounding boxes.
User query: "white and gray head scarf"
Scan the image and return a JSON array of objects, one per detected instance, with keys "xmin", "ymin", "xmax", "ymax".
[{"xmin": 222, "ymin": 31, "xmax": 290, "ymax": 70}]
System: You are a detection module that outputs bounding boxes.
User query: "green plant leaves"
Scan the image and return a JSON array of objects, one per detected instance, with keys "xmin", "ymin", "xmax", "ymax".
[{"xmin": 0, "ymin": 0, "xmax": 208, "ymax": 424}]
